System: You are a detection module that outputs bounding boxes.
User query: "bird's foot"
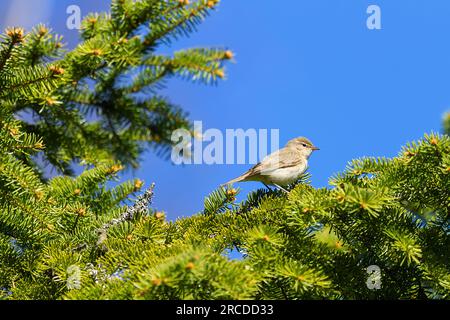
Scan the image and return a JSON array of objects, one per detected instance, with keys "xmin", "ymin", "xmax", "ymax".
[{"xmin": 273, "ymin": 184, "xmax": 289, "ymax": 194}]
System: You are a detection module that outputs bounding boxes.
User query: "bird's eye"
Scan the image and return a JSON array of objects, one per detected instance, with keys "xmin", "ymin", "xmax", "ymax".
[{"xmin": 302, "ymin": 144, "xmax": 307, "ymax": 147}]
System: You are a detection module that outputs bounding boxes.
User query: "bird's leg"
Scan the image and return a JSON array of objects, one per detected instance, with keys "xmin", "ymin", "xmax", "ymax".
[
  {"xmin": 263, "ymin": 183, "xmax": 273, "ymax": 191},
  {"xmin": 273, "ymin": 184, "xmax": 289, "ymax": 194}
]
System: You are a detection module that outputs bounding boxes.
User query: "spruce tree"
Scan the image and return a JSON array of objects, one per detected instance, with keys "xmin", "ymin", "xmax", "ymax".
[
  {"xmin": 62, "ymin": 133, "xmax": 448, "ymax": 300},
  {"xmin": 1, "ymin": 0, "xmax": 230, "ymax": 175},
  {"xmin": 0, "ymin": 0, "xmax": 449, "ymax": 300}
]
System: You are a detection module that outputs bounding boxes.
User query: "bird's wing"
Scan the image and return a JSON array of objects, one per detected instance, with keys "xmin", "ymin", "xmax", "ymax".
[
  {"xmin": 222, "ymin": 148, "xmax": 303, "ymax": 185},
  {"xmin": 246, "ymin": 148, "xmax": 303, "ymax": 177}
]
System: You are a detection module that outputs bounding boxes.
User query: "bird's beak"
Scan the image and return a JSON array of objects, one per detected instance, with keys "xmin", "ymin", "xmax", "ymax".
[{"xmin": 311, "ymin": 146, "xmax": 320, "ymax": 151}]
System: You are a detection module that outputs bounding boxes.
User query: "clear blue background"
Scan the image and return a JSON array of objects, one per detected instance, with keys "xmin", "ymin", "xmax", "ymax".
[{"xmin": 1, "ymin": 0, "xmax": 448, "ymax": 219}]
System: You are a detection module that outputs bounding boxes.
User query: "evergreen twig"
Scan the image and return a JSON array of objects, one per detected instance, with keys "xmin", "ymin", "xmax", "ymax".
[{"xmin": 96, "ymin": 183, "xmax": 155, "ymax": 246}]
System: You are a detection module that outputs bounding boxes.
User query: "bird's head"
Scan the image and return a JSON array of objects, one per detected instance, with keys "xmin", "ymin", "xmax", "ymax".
[{"xmin": 286, "ymin": 137, "xmax": 319, "ymax": 159}]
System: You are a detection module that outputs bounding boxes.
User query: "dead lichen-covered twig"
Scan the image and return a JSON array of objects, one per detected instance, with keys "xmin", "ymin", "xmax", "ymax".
[{"xmin": 97, "ymin": 183, "xmax": 155, "ymax": 246}]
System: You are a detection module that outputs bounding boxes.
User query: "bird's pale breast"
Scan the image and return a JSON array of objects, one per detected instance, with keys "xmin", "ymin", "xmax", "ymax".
[{"xmin": 260, "ymin": 161, "xmax": 308, "ymax": 186}]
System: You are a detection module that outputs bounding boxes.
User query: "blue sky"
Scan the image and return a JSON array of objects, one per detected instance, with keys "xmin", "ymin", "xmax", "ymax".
[{"xmin": 1, "ymin": 0, "xmax": 448, "ymax": 219}]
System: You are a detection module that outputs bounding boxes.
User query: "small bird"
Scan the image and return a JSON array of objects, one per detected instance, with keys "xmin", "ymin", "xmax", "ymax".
[{"xmin": 222, "ymin": 137, "xmax": 319, "ymax": 193}]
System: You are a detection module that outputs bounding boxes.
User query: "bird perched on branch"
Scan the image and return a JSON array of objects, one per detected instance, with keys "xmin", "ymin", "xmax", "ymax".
[{"xmin": 222, "ymin": 137, "xmax": 319, "ymax": 193}]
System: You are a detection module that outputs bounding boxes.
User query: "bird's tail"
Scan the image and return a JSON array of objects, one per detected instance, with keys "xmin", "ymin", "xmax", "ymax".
[{"xmin": 221, "ymin": 174, "xmax": 249, "ymax": 187}]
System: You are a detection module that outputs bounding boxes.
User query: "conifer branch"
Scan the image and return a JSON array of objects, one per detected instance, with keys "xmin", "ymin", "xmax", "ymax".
[{"xmin": 96, "ymin": 183, "xmax": 155, "ymax": 246}]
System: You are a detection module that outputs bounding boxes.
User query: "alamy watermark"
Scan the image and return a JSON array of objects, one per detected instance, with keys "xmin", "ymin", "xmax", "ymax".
[
  {"xmin": 66, "ymin": 265, "xmax": 81, "ymax": 290},
  {"xmin": 367, "ymin": 4, "xmax": 382, "ymax": 30},
  {"xmin": 66, "ymin": 5, "xmax": 82, "ymax": 30},
  {"xmin": 171, "ymin": 121, "xmax": 279, "ymax": 165},
  {"xmin": 366, "ymin": 265, "xmax": 382, "ymax": 290},
  {"xmin": 65, "ymin": 4, "xmax": 382, "ymax": 31}
]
